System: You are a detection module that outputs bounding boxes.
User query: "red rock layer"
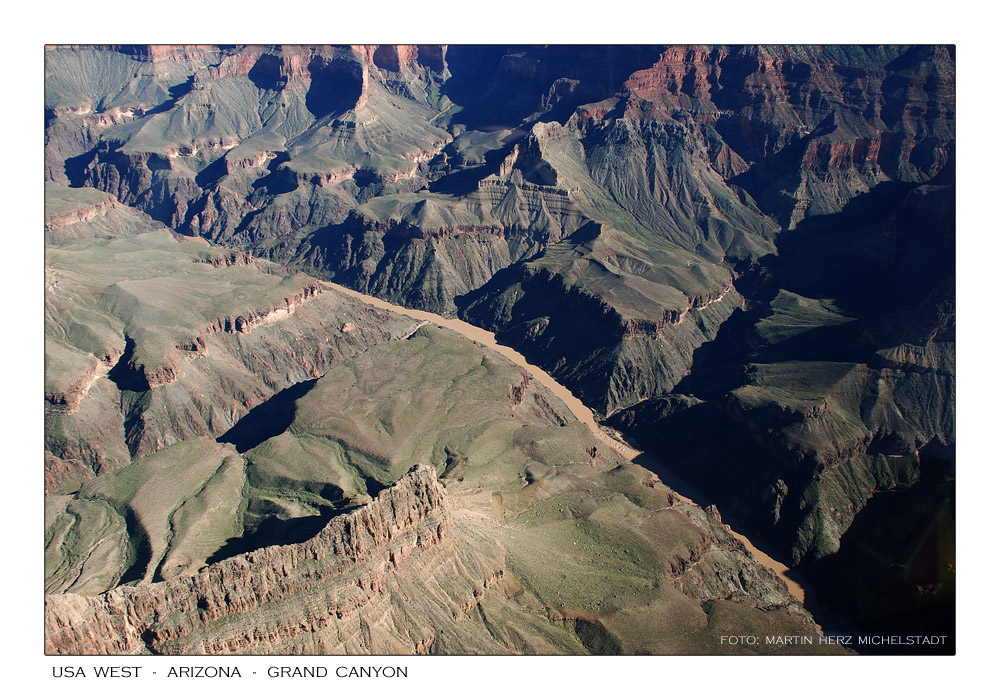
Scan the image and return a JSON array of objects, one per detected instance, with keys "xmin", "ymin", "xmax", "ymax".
[
  {"xmin": 124, "ymin": 283, "xmax": 324, "ymax": 390},
  {"xmin": 44, "ymin": 194, "xmax": 120, "ymax": 231}
]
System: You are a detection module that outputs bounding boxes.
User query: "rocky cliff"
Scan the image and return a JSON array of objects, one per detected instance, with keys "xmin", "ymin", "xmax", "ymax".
[
  {"xmin": 44, "ymin": 190, "xmax": 417, "ymax": 489},
  {"xmin": 46, "ymin": 459, "xmax": 829, "ymax": 655},
  {"xmin": 44, "ymin": 44, "xmax": 954, "ymax": 651},
  {"xmin": 45, "ymin": 46, "xmax": 953, "ymax": 417},
  {"xmin": 45, "ymin": 465, "xmax": 451, "ymax": 654},
  {"xmin": 45, "ymin": 315, "xmax": 837, "ymax": 655},
  {"xmin": 45, "ymin": 187, "xmax": 120, "ymax": 232}
]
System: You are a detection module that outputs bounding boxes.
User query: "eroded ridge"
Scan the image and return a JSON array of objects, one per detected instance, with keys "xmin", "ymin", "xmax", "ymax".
[{"xmin": 44, "ymin": 465, "xmax": 449, "ymax": 655}]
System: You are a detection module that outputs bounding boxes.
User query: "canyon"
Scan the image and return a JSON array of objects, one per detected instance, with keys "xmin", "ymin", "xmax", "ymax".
[{"xmin": 44, "ymin": 44, "xmax": 954, "ymax": 654}]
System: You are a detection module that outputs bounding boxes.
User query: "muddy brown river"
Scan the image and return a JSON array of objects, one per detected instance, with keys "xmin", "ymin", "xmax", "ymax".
[{"xmin": 324, "ymin": 281, "xmax": 808, "ymax": 605}]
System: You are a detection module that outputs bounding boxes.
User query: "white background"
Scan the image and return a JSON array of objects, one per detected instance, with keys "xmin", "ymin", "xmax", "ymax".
[{"xmin": 7, "ymin": 4, "xmax": 989, "ymax": 697}]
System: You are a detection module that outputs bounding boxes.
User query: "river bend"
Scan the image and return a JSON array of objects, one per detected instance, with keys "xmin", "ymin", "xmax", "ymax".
[{"xmin": 323, "ymin": 281, "xmax": 808, "ymax": 605}]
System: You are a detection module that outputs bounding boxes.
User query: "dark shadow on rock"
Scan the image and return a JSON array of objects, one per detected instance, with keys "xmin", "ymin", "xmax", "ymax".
[
  {"xmin": 107, "ymin": 337, "xmax": 152, "ymax": 392},
  {"xmin": 144, "ymin": 75, "xmax": 195, "ymax": 116},
  {"xmin": 204, "ymin": 506, "xmax": 343, "ymax": 565},
  {"xmin": 428, "ymin": 142, "xmax": 516, "ymax": 197},
  {"xmin": 442, "ymin": 45, "xmax": 664, "ymax": 132},
  {"xmin": 362, "ymin": 474, "xmax": 387, "ymax": 499},
  {"xmin": 217, "ymin": 378, "xmax": 318, "ymax": 453},
  {"xmin": 772, "ymin": 180, "xmax": 955, "ymax": 319},
  {"xmin": 64, "ymin": 148, "xmax": 99, "ymax": 188},
  {"xmin": 108, "ymin": 338, "xmax": 153, "ymax": 459},
  {"xmin": 117, "ymin": 506, "xmax": 153, "ymax": 585},
  {"xmin": 306, "ymin": 57, "xmax": 363, "ymax": 118},
  {"xmin": 248, "ymin": 54, "xmax": 287, "ymax": 92},
  {"xmin": 194, "ymin": 155, "xmax": 229, "ymax": 188},
  {"xmin": 453, "ymin": 260, "xmax": 526, "ymax": 314},
  {"xmin": 801, "ymin": 453, "xmax": 955, "ymax": 655},
  {"xmin": 573, "ymin": 619, "xmax": 623, "ymax": 655},
  {"xmin": 670, "ymin": 178, "xmax": 955, "ymax": 406},
  {"xmin": 249, "ymin": 152, "xmax": 295, "ymax": 196},
  {"xmin": 205, "ymin": 481, "xmax": 364, "ymax": 565}
]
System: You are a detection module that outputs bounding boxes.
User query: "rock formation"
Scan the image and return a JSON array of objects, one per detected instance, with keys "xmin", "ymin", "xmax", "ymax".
[
  {"xmin": 45, "ymin": 465, "xmax": 451, "ymax": 654},
  {"xmin": 44, "ymin": 44, "xmax": 955, "ymax": 653}
]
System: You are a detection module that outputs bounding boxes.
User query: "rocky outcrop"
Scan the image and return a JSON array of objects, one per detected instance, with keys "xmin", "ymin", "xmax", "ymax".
[
  {"xmin": 109, "ymin": 284, "xmax": 324, "ymax": 392},
  {"xmin": 46, "ymin": 370, "xmax": 97, "ymax": 412},
  {"xmin": 511, "ymin": 267, "xmax": 735, "ymax": 340},
  {"xmin": 462, "ymin": 261, "xmax": 743, "ymax": 413},
  {"xmin": 629, "ymin": 281, "xmax": 736, "ymax": 336},
  {"xmin": 44, "ymin": 193, "xmax": 120, "ymax": 231},
  {"xmin": 296, "ymin": 211, "xmax": 551, "ymax": 315},
  {"xmin": 369, "ymin": 44, "xmax": 447, "ymax": 74},
  {"xmin": 45, "ymin": 342, "xmax": 127, "ymax": 414},
  {"xmin": 44, "ymin": 201, "xmax": 418, "ymax": 487},
  {"xmin": 131, "ymin": 360, "xmax": 177, "ymax": 390},
  {"xmin": 44, "ymin": 44, "xmax": 954, "ymax": 650},
  {"xmin": 507, "ymin": 371, "xmax": 531, "ymax": 415},
  {"xmin": 197, "ymin": 283, "xmax": 321, "ymax": 337},
  {"xmin": 107, "ymin": 44, "xmax": 221, "ymax": 63},
  {"xmin": 200, "ymin": 250, "xmax": 254, "ymax": 267},
  {"xmin": 671, "ymin": 503, "xmax": 804, "ymax": 611},
  {"xmin": 45, "ymin": 465, "xmax": 450, "ymax": 655},
  {"xmin": 46, "ymin": 291, "xmax": 415, "ymax": 485}
]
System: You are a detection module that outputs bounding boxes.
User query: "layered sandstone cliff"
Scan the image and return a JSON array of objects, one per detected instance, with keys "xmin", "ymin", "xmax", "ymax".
[
  {"xmin": 45, "ymin": 465, "xmax": 450, "ymax": 654},
  {"xmin": 45, "ymin": 191, "xmax": 120, "ymax": 231}
]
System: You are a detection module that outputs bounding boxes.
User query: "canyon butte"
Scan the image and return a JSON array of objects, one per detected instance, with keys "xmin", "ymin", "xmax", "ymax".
[{"xmin": 44, "ymin": 44, "xmax": 954, "ymax": 655}]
